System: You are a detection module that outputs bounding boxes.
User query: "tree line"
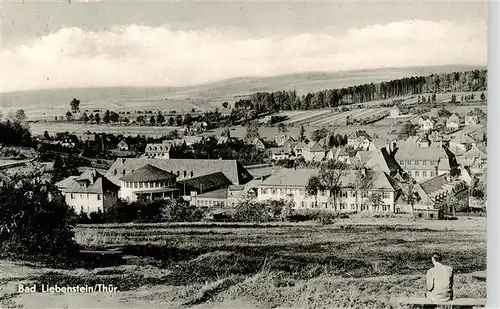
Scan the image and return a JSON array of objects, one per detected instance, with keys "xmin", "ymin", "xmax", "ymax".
[{"xmin": 230, "ymin": 70, "xmax": 487, "ymax": 115}]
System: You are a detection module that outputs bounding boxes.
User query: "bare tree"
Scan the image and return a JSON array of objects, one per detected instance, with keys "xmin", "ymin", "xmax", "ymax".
[{"xmin": 306, "ymin": 160, "xmax": 347, "ymax": 211}]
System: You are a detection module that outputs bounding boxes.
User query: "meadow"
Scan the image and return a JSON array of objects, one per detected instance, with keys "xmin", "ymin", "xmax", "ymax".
[{"xmin": 0, "ymin": 215, "xmax": 486, "ymax": 308}]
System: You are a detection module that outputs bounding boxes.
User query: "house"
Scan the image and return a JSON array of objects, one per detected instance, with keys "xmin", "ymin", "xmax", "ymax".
[
  {"xmin": 117, "ymin": 140, "xmax": 129, "ymax": 151},
  {"xmin": 119, "ymin": 164, "xmax": 179, "ymax": 202},
  {"xmin": 447, "ymin": 130, "xmax": 477, "ymax": 152},
  {"xmin": 412, "ymin": 173, "xmax": 469, "ymax": 219},
  {"xmin": 56, "ymin": 169, "xmax": 120, "ymax": 214},
  {"xmin": 80, "ymin": 132, "xmax": 96, "ymax": 142},
  {"xmin": 418, "ymin": 116, "xmax": 434, "ymax": 131},
  {"xmin": 293, "ymin": 141, "xmax": 308, "ymax": 157},
  {"xmin": 458, "ymin": 146, "xmax": 487, "ymax": 174},
  {"xmin": 347, "ymin": 131, "xmax": 372, "ymax": 149},
  {"xmin": 446, "ymin": 114, "xmax": 460, "ymax": 130},
  {"xmin": 145, "ymin": 140, "xmax": 174, "ymax": 159},
  {"xmin": 302, "ymin": 141, "xmax": 326, "ymax": 162},
  {"xmin": 418, "ymin": 134, "xmax": 431, "ymax": 148},
  {"xmin": 355, "ymin": 151, "xmax": 373, "ymax": 166},
  {"xmin": 251, "ymin": 138, "xmax": 266, "ymax": 150},
  {"xmin": 61, "ymin": 138, "xmax": 76, "ymax": 148},
  {"xmin": 390, "ymin": 106, "xmax": 400, "ymax": 118},
  {"xmin": 191, "ymin": 121, "xmax": 209, "ymax": 132},
  {"xmin": 270, "ymin": 147, "xmax": 290, "ymax": 161},
  {"xmin": 335, "ymin": 148, "xmax": 350, "ymax": 163},
  {"xmin": 393, "ymin": 142, "xmax": 458, "ymax": 182},
  {"xmin": 465, "ymin": 115, "xmax": 479, "ymax": 126},
  {"xmin": 257, "ymin": 168, "xmax": 401, "ymax": 212},
  {"xmin": 182, "ymin": 136, "xmax": 204, "ymax": 146},
  {"xmin": 275, "ymin": 133, "xmax": 295, "ymax": 147}
]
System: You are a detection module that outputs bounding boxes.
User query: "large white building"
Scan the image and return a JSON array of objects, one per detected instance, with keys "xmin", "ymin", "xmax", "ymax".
[
  {"xmin": 119, "ymin": 164, "xmax": 179, "ymax": 202},
  {"xmin": 56, "ymin": 169, "xmax": 120, "ymax": 214},
  {"xmin": 257, "ymin": 168, "xmax": 401, "ymax": 212}
]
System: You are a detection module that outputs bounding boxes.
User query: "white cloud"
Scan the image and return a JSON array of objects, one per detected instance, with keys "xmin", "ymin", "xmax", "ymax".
[{"xmin": 0, "ymin": 20, "xmax": 487, "ymax": 92}]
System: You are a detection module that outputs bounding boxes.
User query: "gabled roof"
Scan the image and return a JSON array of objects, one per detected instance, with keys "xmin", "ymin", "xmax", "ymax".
[
  {"xmin": 365, "ymin": 148, "xmax": 402, "ymax": 175},
  {"xmin": 308, "ymin": 141, "xmax": 325, "ymax": 152},
  {"xmin": 55, "ymin": 176, "xmax": 79, "ymax": 189},
  {"xmin": 356, "ymin": 151, "xmax": 373, "ymax": 165},
  {"xmin": 177, "ymin": 172, "xmax": 232, "ymax": 193},
  {"xmin": 448, "ymin": 130, "xmax": 476, "ymax": 144},
  {"xmin": 183, "ymin": 136, "xmax": 204, "ymax": 144},
  {"xmin": 106, "ymin": 158, "xmax": 252, "ymax": 186},
  {"xmin": 59, "ymin": 169, "xmax": 119, "ymax": 194},
  {"xmin": 335, "ymin": 148, "xmax": 349, "ymax": 157},
  {"xmin": 348, "ymin": 131, "xmax": 372, "ymax": 140},
  {"xmin": 463, "ymin": 147, "xmax": 487, "ymax": 159},
  {"xmin": 119, "ymin": 164, "xmax": 177, "ymax": 182},
  {"xmin": 394, "ymin": 143, "xmax": 449, "ymax": 160},
  {"xmin": 418, "ymin": 174, "xmax": 449, "ymax": 195},
  {"xmin": 196, "ymin": 188, "xmax": 227, "ymax": 199},
  {"xmin": 294, "ymin": 141, "xmax": 308, "ymax": 150},
  {"xmin": 65, "ymin": 176, "xmax": 120, "ymax": 194},
  {"xmin": 259, "ymin": 168, "xmax": 399, "ymax": 191},
  {"xmin": 145, "ymin": 143, "xmax": 172, "ymax": 153}
]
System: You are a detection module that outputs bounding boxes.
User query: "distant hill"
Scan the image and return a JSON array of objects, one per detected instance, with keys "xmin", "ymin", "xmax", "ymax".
[{"xmin": 0, "ymin": 65, "xmax": 486, "ymax": 120}]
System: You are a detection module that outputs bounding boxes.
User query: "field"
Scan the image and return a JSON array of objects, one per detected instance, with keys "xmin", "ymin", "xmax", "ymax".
[
  {"xmin": 0, "ymin": 65, "xmax": 482, "ymax": 121},
  {"xmin": 0, "ymin": 216, "xmax": 486, "ymax": 308}
]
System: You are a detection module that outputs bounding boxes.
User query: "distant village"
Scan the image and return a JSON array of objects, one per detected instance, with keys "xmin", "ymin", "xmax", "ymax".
[{"xmin": 0, "ymin": 100, "xmax": 487, "ymax": 221}]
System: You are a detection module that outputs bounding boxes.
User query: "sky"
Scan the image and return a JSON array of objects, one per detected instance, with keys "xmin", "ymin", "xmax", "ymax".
[{"xmin": 0, "ymin": 0, "xmax": 488, "ymax": 93}]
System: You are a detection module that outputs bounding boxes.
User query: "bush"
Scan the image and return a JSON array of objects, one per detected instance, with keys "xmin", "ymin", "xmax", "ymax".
[
  {"xmin": 0, "ymin": 170, "xmax": 79, "ymax": 260},
  {"xmin": 288, "ymin": 209, "xmax": 349, "ymax": 224},
  {"xmin": 233, "ymin": 199, "xmax": 295, "ymax": 223},
  {"xmin": 81, "ymin": 198, "xmax": 205, "ymax": 224}
]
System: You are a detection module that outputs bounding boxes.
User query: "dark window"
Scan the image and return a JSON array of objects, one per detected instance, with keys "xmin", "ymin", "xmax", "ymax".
[{"xmin": 418, "ymin": 213, "xmax": 423, "ymax": 218}]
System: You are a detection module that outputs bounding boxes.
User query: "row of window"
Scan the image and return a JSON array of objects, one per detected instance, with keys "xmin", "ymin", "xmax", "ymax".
[
  {"xmin": 408, "ymin": 170, "xmax": 436, "ymax": 178},
  {"xmin": 400, "ymin": 160, "xmax": 438, "ymax": 166},
  {"xmin": 260, "ymin": 187, "xmax": 390, "ymax": 199},
  {"xmin": 115, "ymin": 169, "xmax": 195, "ymax": 178},
  {"xmin": 123, "ymin": 180, "xmax": 173, "ymax": 188},
  {"xmin": 298, "ymin": 201, "xmax": 391, "ymax": 211},
  {"xmin": 197, "ymin": 199, "xmax": 225, "ymax": 207},
  {"xmin": 70, "ymin": 193, "xmax": 101, "ymax": 200}
]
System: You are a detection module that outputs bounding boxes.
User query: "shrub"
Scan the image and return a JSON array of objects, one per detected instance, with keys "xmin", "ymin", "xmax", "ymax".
[
  {"xmin": 233, "ymin": 199, "xmax": 271, "ymax": 222},
  {"xmin": 0, "ymin": 169, "xmax": 79, "ymax": 260}
]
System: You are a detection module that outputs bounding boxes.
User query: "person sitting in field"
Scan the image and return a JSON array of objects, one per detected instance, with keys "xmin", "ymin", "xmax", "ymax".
[{"xmin": 426, "ymin": 252, "xmax": 454, "ymax": 302}]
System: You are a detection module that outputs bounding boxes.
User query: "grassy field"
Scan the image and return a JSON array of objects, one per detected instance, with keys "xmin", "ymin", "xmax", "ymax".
[{"xmin": 0, "ymin": 215, "xmax": 486, "ymax": 308}]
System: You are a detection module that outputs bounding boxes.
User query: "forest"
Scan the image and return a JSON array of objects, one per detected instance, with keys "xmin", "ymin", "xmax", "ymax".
[{"xmin": 231, "ymin": 69, "xmax": 487, "ymax": 116}]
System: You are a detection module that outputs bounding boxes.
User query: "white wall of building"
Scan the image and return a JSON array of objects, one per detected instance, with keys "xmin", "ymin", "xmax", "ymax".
[{"xmin": 257, "ymin": 186, "xmax": 395, "ymax": 212}]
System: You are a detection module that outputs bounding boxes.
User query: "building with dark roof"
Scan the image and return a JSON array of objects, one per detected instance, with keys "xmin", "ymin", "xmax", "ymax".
[
  {"xmin": 413, "ymin": 173, "xmax": 469, "ymax": 219},
  {"xmin": 56, "ymin": 169, "xmax": 120, "ymax": 214},
  {"xmin": 106, "ymin": 158, "xmax": 253, "ymax": 203},
  {"xmin": 257, "ymin": 168, "xmax": 401, "ymax": 212}
]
